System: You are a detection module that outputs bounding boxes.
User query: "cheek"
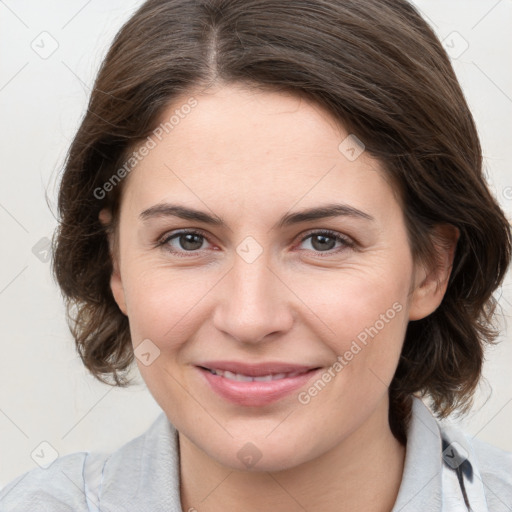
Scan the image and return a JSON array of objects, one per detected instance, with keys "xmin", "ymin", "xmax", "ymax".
[
  {"xmin": 120, "ymin": 260, "xmax": 221, "ymax": 356},
  {"xmin": 301, "ymin": 260, "xmax": 410, "ymax": 335},
  {"xmin": 121, "ymin": 266, "xmax": 204, "ymax": 406},
  {"xmin": 294, "ymin": 256, "xmax": 412, "ymax": 386}
]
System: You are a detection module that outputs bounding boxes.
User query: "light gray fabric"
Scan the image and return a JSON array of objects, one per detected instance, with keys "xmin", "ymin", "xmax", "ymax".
[
  {"xmin": 1, "ymin": 397, "xmax": 510, "ymax": 511},
  {"xmin": 389, "ymin": 398, "xmax": 510, "ymax": 512}
]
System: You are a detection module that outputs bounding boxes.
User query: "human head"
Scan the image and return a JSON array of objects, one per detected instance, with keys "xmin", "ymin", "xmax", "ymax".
[{"xmin": 52, "ymin": 0, "xmax": 511, "ymax": 450}]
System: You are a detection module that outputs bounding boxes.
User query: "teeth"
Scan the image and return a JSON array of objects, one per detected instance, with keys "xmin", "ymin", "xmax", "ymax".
[
  {"xmin": 224, "ymin": 370, "xmax": 253, "ymax": 382},
  {"xmin": 208, "ymin": 368, "xmax": 307, "ymax": 381},
  {"xmin": 253, "ymin": 375, "xmax": 273, "ymax": 382}
]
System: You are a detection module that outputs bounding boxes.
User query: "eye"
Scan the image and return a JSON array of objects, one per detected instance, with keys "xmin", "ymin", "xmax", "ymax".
[
  {"xmin": 156, "ymin": 228, "xmax": 354, "ymax": 258},
  {"xmin": 297, "ymin": 230, "xmax": 354, "ymax": 255},
  {"xmin": 157, "ymin": 229, "xmax": 213, "ymax": 256}
]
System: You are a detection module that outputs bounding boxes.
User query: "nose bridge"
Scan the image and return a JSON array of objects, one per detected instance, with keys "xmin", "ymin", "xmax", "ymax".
[{"xmin": 212, "ymin": 248, "xmax": 293, "ymax": 343}]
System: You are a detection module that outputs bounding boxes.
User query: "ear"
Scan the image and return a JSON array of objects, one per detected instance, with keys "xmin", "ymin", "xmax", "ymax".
[
  {"xmin": 99, "ymin": 208, "xmax": 128, "ymax": 316},
  {"xmin": 408, "ymin": 224, "xmax": 460, "ymax": 321}
]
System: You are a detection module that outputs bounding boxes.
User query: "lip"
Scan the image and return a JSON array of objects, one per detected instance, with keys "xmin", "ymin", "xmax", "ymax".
[{"xmin": 195, "ymin": 362, "xmax": 322, "ymax": 407}]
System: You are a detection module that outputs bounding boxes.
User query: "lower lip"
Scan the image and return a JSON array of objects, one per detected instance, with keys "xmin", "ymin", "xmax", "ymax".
[{"xmin": 196, "ymin": 366, "xmax": 322, "ymax": 407}]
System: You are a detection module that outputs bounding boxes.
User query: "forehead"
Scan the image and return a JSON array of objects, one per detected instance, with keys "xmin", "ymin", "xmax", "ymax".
[{"xmin": 121, "ymin": 83, "xmax": 397, "ymax": 222}]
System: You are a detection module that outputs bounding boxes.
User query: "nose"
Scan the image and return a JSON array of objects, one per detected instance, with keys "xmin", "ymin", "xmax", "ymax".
[{"xmin": 212, "ymin": 252, "xmax": 294, "ymax": 344}]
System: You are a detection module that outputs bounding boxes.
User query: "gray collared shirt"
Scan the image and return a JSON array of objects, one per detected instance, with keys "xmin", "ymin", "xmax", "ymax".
[{"xmin": 1, "ymin": 397, "xmax": 511, "ymax": 511}]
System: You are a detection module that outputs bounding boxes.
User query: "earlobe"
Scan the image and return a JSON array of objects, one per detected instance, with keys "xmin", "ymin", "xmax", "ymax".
[
  {"xmin": 110, "ymin": 267, "xmax": 128, "ymax": 316},
  {"xmin": 408, "ymin": 224, "xmax": 460, "ymax": 321},
  {"xmin": 99, "ymin": 208, "xmax": 112, "ymax": 226}
]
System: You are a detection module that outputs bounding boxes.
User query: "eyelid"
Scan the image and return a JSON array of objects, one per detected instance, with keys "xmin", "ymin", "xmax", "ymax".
[
  {"xmin": 298, "ymin": 228, "xmax": 354, "ymax": 245},
  {"xmin": 157, "ymin": 228, "xmax": 210, "ymax": 246},
  {"xmin": 156, "ymin": 228, "xmax": 215, "ymax": 257},
  {"xmin": 294, "ymin": 228, "xmax": 355, "ymax": 256},
  {"xmin": 156, "ymin": 227, "xmax": 356, "ymax": 256}
]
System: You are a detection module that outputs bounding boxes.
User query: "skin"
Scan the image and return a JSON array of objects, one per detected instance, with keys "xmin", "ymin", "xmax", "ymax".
[{"xmin": 100, "ymin": 82, "xmax": 458, "ymax": 512}]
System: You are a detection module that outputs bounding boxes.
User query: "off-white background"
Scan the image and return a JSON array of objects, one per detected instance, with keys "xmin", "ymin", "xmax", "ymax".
[{"xmin": 0, "ymin": 0, "xmax": 511, "ymax": 489}]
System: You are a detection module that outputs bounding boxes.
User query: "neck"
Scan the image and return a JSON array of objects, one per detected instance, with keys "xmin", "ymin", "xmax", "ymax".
[{"xmin": 178, "ymin": 398, "xmax": 406, "ymax": 512}]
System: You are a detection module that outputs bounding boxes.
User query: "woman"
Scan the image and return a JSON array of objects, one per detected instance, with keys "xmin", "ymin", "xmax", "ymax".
[{"xmin": 1, "ymin": 0, "xmax": 511, "ymax": 510}]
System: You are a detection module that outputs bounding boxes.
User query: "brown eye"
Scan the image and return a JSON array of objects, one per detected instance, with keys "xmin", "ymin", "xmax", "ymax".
[
  {"xmin": 173, "ymin": 233, "xmax": 205, "ymax": 251},
  {"xmin": 158, "ymin": 230, "xmax": 211, "ymax": 256},
  {"xmin": 298, "ymin": 230, "xmax": 354, "ymax": 255},
  {"xmin": 308, "ymin": 233, "xmax": 337, "ymax": 251}
]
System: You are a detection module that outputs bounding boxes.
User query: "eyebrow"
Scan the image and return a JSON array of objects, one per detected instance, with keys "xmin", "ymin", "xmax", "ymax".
[{"xmin": 139, "ymin": 202, "xmax": 374, "ymax": 227}]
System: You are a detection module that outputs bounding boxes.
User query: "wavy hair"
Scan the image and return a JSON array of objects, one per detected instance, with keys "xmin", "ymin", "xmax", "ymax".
[{"xmin": 51, "ymin": 0, "xmax": 511, "ymax": 444}]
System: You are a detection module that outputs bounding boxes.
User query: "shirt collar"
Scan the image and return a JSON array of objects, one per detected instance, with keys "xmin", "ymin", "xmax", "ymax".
[
  {"xmin": 391, "ymin": 397, "xmax": 444, "ymax": 511},
  {"xmin": 99, "ymin": 409, "xmax": 182, "ymax": 511},
  {"xmin": 100, "ymin": 397, "xmax": 446, "ymax": 511}
]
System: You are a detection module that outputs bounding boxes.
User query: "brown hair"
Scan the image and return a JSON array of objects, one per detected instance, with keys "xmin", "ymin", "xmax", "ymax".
[{"xmin": 51, "ymin": 0, "xmax": 511, "ymax": 444}]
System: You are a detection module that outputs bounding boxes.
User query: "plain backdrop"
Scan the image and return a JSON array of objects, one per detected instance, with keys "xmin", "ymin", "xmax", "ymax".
[{"xmin": 0, "ymin": 0, "xmax": 511, "ymax": 489}]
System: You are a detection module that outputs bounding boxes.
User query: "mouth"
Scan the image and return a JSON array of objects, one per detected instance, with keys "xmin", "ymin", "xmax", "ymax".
[
  {"xmin": 198, "ymin": 366, "xmax": 318, "ymax": 382},
  {"xmin": 195, "ymin": 363, "xmax": 322, "ymax": 407}
]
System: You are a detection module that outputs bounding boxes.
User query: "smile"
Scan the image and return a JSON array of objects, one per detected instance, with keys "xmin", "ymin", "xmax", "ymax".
[
  {"xmin": 204, "ymin": 367, "xmax": 311, "ymax": 382},
  {"xmin": 196, "ymin": 365, "xmax": 322, "ymax": 406}
]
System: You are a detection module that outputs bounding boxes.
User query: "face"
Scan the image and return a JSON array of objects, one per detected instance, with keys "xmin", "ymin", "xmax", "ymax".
[{"xmin": 105, "ymin": 83, "xmax": 449, "ymax": 472}]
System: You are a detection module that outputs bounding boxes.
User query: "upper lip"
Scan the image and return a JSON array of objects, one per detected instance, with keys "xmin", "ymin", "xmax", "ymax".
[{"xmin": 197, "ymin": 361, "xmax": 321, "ymax": 376}]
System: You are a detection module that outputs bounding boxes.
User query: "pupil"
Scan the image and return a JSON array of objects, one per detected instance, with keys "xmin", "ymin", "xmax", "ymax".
[
  {"xmin": 312, "ymin": 234, "xmax": 334, "ymax": 251},
  {"xmin": 181, "ymin": 234, "xmax": 203, "ymax": 250},
  {"xmin": 177, "ymin": 234, "xmax": 335, "ymax": 252}
]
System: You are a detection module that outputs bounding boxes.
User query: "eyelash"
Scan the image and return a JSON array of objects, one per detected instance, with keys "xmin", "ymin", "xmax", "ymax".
[{"xmin": 156, "ymin": 228, "xmax": 355, "ymax": 258}]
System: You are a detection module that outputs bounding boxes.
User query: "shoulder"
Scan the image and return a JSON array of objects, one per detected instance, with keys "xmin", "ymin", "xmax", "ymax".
[
  {"xmin": 471, "ymin": 435, "xmax": 512, "ymax": 496},
  {"xmin": 0, "ymin": 451, "xmax": 91, "ymax": 512},
  {"xmin": 439, "ymin": 420, "xmax": 512, "ymax": 510},
  {"xmin": 0, "ymin": 412, "xmax": 172, "ymax": 512}
]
